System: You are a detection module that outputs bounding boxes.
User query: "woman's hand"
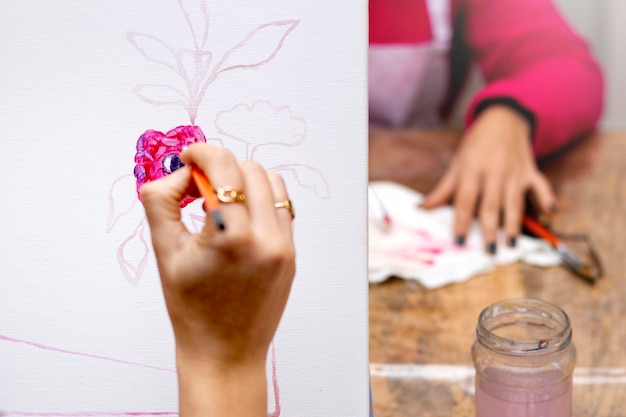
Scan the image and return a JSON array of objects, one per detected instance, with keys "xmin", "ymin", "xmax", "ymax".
[
  {"xmin": 140, "ymin": 143, "xmax": 296, "ymax": 417},
  {"xmin": 421, "ymin": 105, "xmax": 556, "ymax": 253}
]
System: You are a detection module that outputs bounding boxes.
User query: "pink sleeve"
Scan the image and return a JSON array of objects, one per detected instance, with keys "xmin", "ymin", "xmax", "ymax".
[{"xmin": 461, "ymin": 0, "xmax": 604, "ymax": 158}]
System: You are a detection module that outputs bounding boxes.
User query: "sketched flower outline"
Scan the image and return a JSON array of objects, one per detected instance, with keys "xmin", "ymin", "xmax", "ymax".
[
  {"xmin": 214, "ymin": 100, "xmax": 330, "ymax": 200},
  {"xmin": 109, "ymin": 0, "xmax": 329, "ymax": 287},
  {"xmin": 126, "ymin": 0, "xmax": 299, "ymax": 124},
  {"xmin": 109, "ymin": 0, "xmax": 301, "ymax": 286}
]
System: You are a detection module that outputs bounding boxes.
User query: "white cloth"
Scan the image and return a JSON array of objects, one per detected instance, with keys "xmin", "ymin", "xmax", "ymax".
[{"xmin": 368, "ymin": 181, "xmax": 561, "ymax": 288}]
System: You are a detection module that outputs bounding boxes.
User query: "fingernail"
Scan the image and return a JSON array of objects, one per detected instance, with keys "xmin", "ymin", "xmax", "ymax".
[
  {"xmin": 487, "ymin": 242, "xmax": 497, "ymax": 255},
  {"xmin": 456, "ymin": 235, "xmax": 466, "ymax": 246},
  {"xmin": 508, "ymin": 236, "xmax": 517, "ymax": 248},
  {"xmin": 538, "ymin": 213, "xmax": 550, "ymax": 226},
  {"xmin": 549, "ymin": 203, "xmax": 558, "ymax": 213}
]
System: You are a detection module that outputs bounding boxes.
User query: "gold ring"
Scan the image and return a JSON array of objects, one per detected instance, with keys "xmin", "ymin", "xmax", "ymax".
[
  {"xmin": 274, "ymin": 199, "xmax": 295, "ymax": 220},
  {"xmin": 216, "ymin": 187, "xmax": 246, "ymax": 203}
]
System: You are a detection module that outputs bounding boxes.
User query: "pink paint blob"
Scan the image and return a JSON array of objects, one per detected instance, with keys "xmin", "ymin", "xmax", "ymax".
[{"xmin": 133, "ymin": 125, "xmax": 206, "ymax": 207}]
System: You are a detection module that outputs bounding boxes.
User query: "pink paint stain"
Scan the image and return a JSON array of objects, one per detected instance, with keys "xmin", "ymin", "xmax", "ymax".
[
  {"xmin": 411, "ymin": 229, "xmax": 433, "ymax": 239},
  {"xmin": 416, "ymin": 246, "xmax": 443, "ymax": 254},
  {"xmin": 375, "ymin": 246, "xmax": 437, "ymax": 267},
  {"xmin": 372, "ymin": 224, "xmax": 480, "ymax": 267},
  {"xmin": 406, "ymin": 226, "xmax": 470, "ymax": 253}
]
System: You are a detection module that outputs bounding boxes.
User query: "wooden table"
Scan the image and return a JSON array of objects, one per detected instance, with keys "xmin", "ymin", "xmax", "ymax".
[{"xmin": 368, "ymin": 130, "xmax": 626, "ymax": 417}]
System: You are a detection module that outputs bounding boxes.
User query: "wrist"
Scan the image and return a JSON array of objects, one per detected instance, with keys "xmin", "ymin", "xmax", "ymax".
[
  {"xmin": 474, "ymin": 104, "xmax": 533, "ymax": 140},
  {"xmin": 473, "ymin": 97, "xmax": 535, "ymax": 138},
  {"xmin": 177, "ymin": 352, "xmax": 268, "ymax": 417}
]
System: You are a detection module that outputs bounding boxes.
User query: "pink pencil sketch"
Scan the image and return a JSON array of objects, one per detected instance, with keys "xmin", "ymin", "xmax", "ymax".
[
  {"xmin": 127, "ymin": 0, "xmax": 298, "ymax": 125},
  {"xmin": 0, "ymin": 333, "xmax": 282, "ymax": 417},
  {"xmin": 215, "ymin": 100, "xmax": 330, "ymax": 199}
]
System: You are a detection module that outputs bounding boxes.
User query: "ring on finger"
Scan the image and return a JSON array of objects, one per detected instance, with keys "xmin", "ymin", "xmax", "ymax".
[
  {"xmin": 274, "ymin": 199, "xmax": 295, "ymax": 220},
  {"xmin": 216, "ymin": 186, "xmax": 246, "ymax": 203}
]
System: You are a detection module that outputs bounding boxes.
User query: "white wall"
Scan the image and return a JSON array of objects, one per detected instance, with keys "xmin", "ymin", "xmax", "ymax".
[
  {"xmin": 554, "ymin": 0, "xmax": 626, "ymax": 129},
  {"xmin": 450, "ymin": 1, "xmax": 625, "ymax": 130}
]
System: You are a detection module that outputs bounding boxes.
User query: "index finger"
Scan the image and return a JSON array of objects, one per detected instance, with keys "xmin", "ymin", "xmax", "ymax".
[
  {"xmin": 180, "ymin": 144, "xmax": 250, "ymax": 235},
  {"xmin": 453, "ymin": 173, "xmax": 480, "ymax": 246},
  {"xmin": 140, "ymin": 166, "xmax": 193, "ymax": 258}
]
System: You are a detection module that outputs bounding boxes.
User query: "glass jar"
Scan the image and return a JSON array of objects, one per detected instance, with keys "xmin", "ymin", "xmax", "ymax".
[{"xmin": 472, "ymin": 299, "xmax": 576, "ymax": 417}]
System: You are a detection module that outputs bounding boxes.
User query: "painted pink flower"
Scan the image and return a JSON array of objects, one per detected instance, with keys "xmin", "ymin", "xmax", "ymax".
[{"xmin": 133, "ymin": 125, "xmax": 206, "ymax": 207}]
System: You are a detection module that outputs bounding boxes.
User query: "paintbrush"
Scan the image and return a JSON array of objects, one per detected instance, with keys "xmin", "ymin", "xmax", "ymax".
[
  {"xmin": 190, "ymin": 166, "xmax": 225, "ymax": 231},
  {"xmin": 368, "ymin": 185, "xmax": 392, "ymax": 229},
  {"xmin": 522, "ymin": 215, "xmax": 595, "ymax": 283}
]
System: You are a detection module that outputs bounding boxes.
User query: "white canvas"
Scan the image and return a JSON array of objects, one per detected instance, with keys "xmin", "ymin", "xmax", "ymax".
[{"xmin": 0, "ymin": 1, "xmax": 368, "ymax": 415}]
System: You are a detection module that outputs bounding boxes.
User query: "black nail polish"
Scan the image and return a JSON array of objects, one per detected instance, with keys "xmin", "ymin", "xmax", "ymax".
[
  {"xmin": 508, "ymin": 236, "xmax": 517, "ymax": 248},
  {"xmin": 487, "ymin": 242, "xmax": 497, "ymax": 255},
  {"xmin": 456, "ymin": 235, "xmax": 466, "ymax": 246}
]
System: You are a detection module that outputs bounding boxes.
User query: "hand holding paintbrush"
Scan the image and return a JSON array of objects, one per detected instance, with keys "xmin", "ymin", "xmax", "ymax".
[{"xmin": 140, "ymin": 143, "xmax": 296, "ymax": 416}]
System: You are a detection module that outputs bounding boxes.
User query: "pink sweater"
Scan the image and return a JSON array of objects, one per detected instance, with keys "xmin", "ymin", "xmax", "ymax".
[{"xmin": 369, "ymin": 0, "xmax": 604, "ymax": 158}]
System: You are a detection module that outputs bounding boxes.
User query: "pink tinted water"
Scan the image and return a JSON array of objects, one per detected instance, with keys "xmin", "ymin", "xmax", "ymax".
[{"xmin": 475, "ymin": 371, "xmax": 572, "ymax": 417}]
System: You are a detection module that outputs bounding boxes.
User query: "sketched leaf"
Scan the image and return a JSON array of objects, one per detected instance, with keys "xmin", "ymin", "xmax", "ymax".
[
  {"xmin": 133, "ymin": 84, "xmax": 188, "ymax": 106},
  {"xmin": 178, "ymin": 0, "xmax": 210, "ymax": 50},
  {"xmin": 127, "ymin": 32, "xmax": 178, "ymax": 71},
  {"xmin": 270, "ymin": 164, "xmax": 330, "ymax": 199},
  {"xmin": 117, "ymin": 219, "xmax": 150, "ymax": 286},
  {"xmin": 216, "ymin": 101, "xmax": 306, "ymax": 150},
  {"xmin": 179, "ymin": 49, "xmax": 212, "ymax": 86},
  {"xmin": 107, "ymin": 174, "xmax": 138, "ymax": 233},
  {"xmin": 215, "ymin": 20, "xmax": 299, "ymax": 74}
]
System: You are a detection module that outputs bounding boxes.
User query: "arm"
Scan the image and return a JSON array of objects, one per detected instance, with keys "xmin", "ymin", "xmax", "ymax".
[
  {"xmin": 423, "ymin": 0, "xmax": 603, "ymax": 251},
  {"xmin": 140, "ymin": 144, "xmax": 296, "ymax": 417},
  {"xmin": 461, "ymin": 0, "xmax": 604, "ymax": 157}
]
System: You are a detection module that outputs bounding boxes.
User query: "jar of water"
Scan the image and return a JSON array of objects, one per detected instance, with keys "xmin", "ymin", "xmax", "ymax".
[{"xmin": 472, "ymin": 299, "xmax": 576, "ymax": 417}]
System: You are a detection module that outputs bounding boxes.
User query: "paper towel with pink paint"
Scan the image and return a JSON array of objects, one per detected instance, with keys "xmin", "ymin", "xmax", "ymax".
[{"xmin": 369, "ymin": 181, "xmax": 560, "ymax": 288}]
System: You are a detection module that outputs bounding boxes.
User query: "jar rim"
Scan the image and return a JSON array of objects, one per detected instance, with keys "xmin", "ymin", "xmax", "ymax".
[{"xmin": 476, "ymin": 298, "xmax": 572, "ymax": 355}]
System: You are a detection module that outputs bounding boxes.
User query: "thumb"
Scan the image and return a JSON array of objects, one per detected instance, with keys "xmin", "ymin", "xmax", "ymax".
[
  {"xmin": 529, "ymin": 172, "xmax": 557, "ymax": 214},
  {"xmin": 140, "ymin": 166, "xmax": 192, "ymax": 257}
]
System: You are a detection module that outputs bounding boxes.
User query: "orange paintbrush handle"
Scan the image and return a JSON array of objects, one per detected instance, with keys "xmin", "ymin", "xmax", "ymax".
[
  {"xmin": 522, "ymin": 215, "xmax": 558, "ymax": 247},
  {"xmin": 190, "ymin": 166, "xmax": 225, "ymax": 231}
]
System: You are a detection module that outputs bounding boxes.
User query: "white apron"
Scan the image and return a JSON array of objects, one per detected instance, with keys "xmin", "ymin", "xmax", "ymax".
[{"xmin": 369, "ymin": 0, "xmax": 453, "ymax": 128}]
